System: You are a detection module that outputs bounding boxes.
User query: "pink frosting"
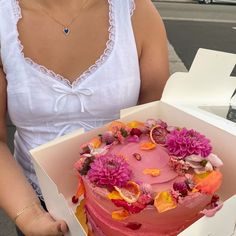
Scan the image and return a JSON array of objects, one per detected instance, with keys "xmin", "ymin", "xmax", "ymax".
[{"xmin": 83, "ymin": 136, "xmax": 211, "ymax": 236}]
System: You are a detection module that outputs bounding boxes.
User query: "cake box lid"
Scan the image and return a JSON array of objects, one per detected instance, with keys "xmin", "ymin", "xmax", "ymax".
[
  {"xmin": 162, "ymin": 48, "xmax": 236, "ymax": 106},
  {"xmin": 161, "ymin": 48, "xmax": 236, "ymax": 136}
]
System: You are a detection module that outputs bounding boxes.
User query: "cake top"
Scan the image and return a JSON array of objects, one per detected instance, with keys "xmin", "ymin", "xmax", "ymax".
[{"xmin": 74, "ymin": 119, "xmax": 223, "ymax": 219}]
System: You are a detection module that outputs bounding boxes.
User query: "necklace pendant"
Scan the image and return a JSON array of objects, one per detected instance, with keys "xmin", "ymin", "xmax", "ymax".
[{"xmin": 63, "ymin": 27, "xmax": 70, "ymax": 36}]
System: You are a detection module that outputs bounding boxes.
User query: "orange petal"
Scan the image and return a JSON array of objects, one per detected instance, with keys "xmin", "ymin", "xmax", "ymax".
[
  {"xmin": 75, "ymin": 178, "xmax": 85, "ymax": 199},
  {"xmin": 154, "ymin": 191, "xmax": 177, "ymax": 213},
  {"xmin": 195, "ymin": 171, "xmax": 223, "ymax": 195},
  {"xmin": 112, "ymin": 209, "xmax": 130, "ymax": 220},
  {"xmin": 127, "ymin": 121, "xmax": 144, "ymax": 128},
  {"xmin": 114, "ymin": 181, "xmax": 141, "ymax": 204},
  {"xmin": 143, "ymin": 168, "xmax": 161, "ymax": 177},
  {"xmin": 108, "ymin": 121, "xmax": 126, "ymax": 130},
  {"xmin": 89, "ymin": 137, "xmax": 102, "ymax": 149},
  {"xmin": 75, "ymin": 199, "xmax": 88, "ymax": 234},
  {"xmin": 107, "ymin": 191, "xmax": 123, "ymax": 200},
  {"xmin": 140, "ymin": 142, "xmax": 156, "ymax": 150}
]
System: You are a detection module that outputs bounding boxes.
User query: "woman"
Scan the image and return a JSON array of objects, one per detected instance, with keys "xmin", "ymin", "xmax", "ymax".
[{"xmin": 0, "ymin": 0, "xmax": 169, "ymax": 235}]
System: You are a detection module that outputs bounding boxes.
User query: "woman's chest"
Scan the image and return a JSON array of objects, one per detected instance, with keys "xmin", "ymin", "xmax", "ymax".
[{"xmin": 18, "ymin": 1, "xmax": 110, "ymax": 83}]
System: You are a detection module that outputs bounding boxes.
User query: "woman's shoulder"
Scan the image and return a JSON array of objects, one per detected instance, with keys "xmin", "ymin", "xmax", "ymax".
[{"xmin": 131, "ymin": 0, "xmax": 166, "ymax": 57}]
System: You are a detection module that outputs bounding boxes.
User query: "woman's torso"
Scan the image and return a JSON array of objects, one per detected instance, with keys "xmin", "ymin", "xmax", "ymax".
[{"xmin": 0, "ymin": 0, "xmax": 140, "ymax": 196}]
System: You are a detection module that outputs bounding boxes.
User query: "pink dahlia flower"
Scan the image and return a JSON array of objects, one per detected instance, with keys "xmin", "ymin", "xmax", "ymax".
[
  {"xmin": 166, "ymin": 128, "xmax": 212, "ymax": 158},
  {"xmin": 87, "ymin": 154, "xmax": 132, "ymax": 188}
]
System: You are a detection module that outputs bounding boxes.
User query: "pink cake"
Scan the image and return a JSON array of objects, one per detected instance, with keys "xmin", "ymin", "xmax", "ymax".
[{"xmin": 74, "ymin": 119, "xmax": 223, "ymax": 236}]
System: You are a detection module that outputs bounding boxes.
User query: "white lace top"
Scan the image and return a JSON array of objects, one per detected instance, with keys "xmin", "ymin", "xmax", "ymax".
[{"xmin": 0, "ymin": 0, "xmax": 140, "ymax": 197}]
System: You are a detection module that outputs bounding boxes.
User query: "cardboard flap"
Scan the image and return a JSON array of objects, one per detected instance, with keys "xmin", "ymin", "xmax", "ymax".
[
  {"xmin": 31, "ymin": 159, "xmax": 86, "ymax": 236},
  {"xmin": 120, "ymin": 101, "xmax": 158, "ymax": 118},
  {"xmin": 178, "ymin": 195, "xmax": 236, "ymax": 236},
  {"xmin": 162, "ymin": 48, "xmax": 236, "ymax": 105}
]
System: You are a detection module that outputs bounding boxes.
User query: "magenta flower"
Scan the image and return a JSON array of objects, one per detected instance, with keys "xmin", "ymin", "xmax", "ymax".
[
  {"xmin": 173, "ymin": 181, "xmax": 188, "ymax": 197},
  {"xmin": 101, "ymin": 131, "xmax": 116, "ymax": 144},
  {"xmin": 87, "ymin": 154, "xmax": 132, "ymax": 188},
  {"xmin": 166, "ymin": 128, "xmax": 212, "ymax": 158}
]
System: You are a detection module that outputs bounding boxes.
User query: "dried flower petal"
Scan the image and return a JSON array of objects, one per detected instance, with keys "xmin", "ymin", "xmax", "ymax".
[
  {"xmin": 107, "ymin": 191, "xmax": 123, "ymax": 200},
  {"xmin": 112, "ymin": 199, "xmax": 146, "ymax": 214},
  {"xmin": 75, "ymin": 199, "xmax": 89, "ymax": 234},
  {"xmin": 126, "ymin": 222, "xmax": 142, "ymax": 230},
  {"xmin": 130, "ymin": 128, "xmax": 142, "ymax": 137},
  {"xmin": 195, "ymin": 171, "xmax": 223, "ymax": 194},
  {"xmin": 127, "ymin": 121, "xmax": 144, "ymax": 129},
  {"xmin": 127, "ymin": 135, "xmax": 140, "ymax": 143},
  {"xmin": 143, "ymin": 168, "xmax": 160, "ymax": 177},
  {"xmin": 154, "ymin": 191, "xmax": 177, "ymax": 213},
  {"xmin": 89, "ymin": 137, "xmax": 102, "ymax": 149},
  {"xmin": 75, "ymin": 178, "xmax": 85, "ymax": 199},
  {"xmin": 140, "ymin": 142, "xmax": 156, "ymax": 150},
  {"xmin": 132, "ymin": 153, "xmax": 142, "ymax": 161},
  {"xmin": 114, "ymin": 181, "xmax": 141, "ymax": 204},
  {"xmin": 150, "ymin": 125, "xmax": 168, "ymax": 145},
  {"xmin": 112, "ymin": 209, "xmax": 130, "ymax": 220}
]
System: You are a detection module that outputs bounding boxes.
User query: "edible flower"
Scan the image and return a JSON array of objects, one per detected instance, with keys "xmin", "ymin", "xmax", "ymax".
[
  {"xmin": 140, "ymin": 142, "xmax": 156, "ymax": 150},
  {"xmin": 185, "ymin": 153, "xmax": 223, "ymax": 174},
  {"xmin": 114, "ymin": 181, "xmax": 141, "ymax": 204},
  {"xmin": 127, "ymin": 121, "xmax": 144, "ymax": 129},
  {"xmin": 107, "ymin": 191, "xmax": 123, "ymax": 200},
  {"xmin": 126, "ymin": 222, "xmax": 142, "ymax": 230},
  {"xmin": 166, "ymin": 128, "xmax": 212, "ymax": 158},
  {"xmin": 75, "ymin": 199, "xmax": 88, "ymax": 234},
  {"xmin": 194, "ymin": 170, "xmax": 223, "ymax": 194},
  {"xmin": 154, "ymin": 191, "xmax": 177, "ymax": 213},
  {"xmin": 143, "ymin": 168, "xmax": 160, "ymax": 177},
  {"xmin": 111, "ymin": 199, "xmax": 146, "ymax": 214},
  {"xmin": 112, "ymin": 209, "xmax": 130, "ymax": 220},
  {"xmin": 87, "ymin": 154, "xmax": 132, "ymax": 188}
]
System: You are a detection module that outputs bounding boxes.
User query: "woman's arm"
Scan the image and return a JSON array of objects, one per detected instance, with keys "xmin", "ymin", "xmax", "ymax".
[
  {"xmin": 0, "ymin": 61, "xmax": 67, "ymax": 235},
  {"xmin": 132, "ymin": 0, "xmax": 169, "ymax": 104}
]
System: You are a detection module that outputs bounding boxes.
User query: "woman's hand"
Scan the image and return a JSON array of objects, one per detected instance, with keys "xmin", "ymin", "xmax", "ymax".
[{"xmin": 16, "ymin": 205, "xmax": 68, "ymax": 236}]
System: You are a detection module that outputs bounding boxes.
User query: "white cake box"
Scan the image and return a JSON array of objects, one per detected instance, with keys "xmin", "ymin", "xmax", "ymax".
[{"xmin": 30, "ymin": 49, "xmax": 236, "ymax": 236}]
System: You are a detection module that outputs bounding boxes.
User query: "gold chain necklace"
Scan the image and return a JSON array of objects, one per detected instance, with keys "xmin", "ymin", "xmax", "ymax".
[{"xmin": 39, "ymin": 1, "xmax": 87, "ymax": 36}]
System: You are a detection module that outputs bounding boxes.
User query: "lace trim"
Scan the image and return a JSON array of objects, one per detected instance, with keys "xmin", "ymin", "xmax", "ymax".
[
  {"xmin": 129, "ymin": 0, "xmax": 136, "ymax": 16},
  {"xmin": 12, "ymin": 0, "xmax": 116, "ymax": 87}
]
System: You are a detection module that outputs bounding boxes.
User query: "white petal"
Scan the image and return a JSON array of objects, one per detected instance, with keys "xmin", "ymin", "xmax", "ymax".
[
  {"xmin": 206, "ymin": 153, "xmax": 223, "ymax": 168},
  {"xmin": 185, "ymin": 155, "xmax": 203, "ymax": 162},
  {"xmin": 186, "ymin": 160, "xmax": 202, "ymax": 169},
  {"xmin": 194, "ymin": 167, "xmax": 208, "ymax": 174},
  {"xmin": 205, "ymin": 161, "xmax": 213, "ymax": 172}
]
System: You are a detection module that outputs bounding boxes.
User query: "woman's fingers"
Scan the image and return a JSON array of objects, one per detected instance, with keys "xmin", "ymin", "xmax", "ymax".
[{"xmin": 22, "ymin": 212, "xmax": 68, "ymax": 236}]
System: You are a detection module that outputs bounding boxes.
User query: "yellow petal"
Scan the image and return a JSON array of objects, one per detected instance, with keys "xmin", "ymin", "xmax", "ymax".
[
  {"xmin": 112, "ymin": 209, "xmax": 130, "ymax": 220},
  {"xmin": 107, "ymin": 191, "xmax": 123, "ymax": 200},
  {"xmin": 140, "ymin": 142, "xmax": 156, "ymax": 150},
  {"xmin": 89, "ymin": 137, "xmax": 102, "ymax": 149},
  {"xmin": 75, "ymin": 199, "xmax": 88, "ymax": 234},
  {"xmin": 193, "ymin": 172, "xmax": 210, "ymax": 183},
  {"xmin": 143, "ymin": 168, "xmax": 161, "ymax": 177},
  {"xmin": 154, "ymin": 191, "xmax": 177, "ymax": 213},
  {"xmin": 127, "ymin": 121, "xmax": 144, "ymax": 128}
]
